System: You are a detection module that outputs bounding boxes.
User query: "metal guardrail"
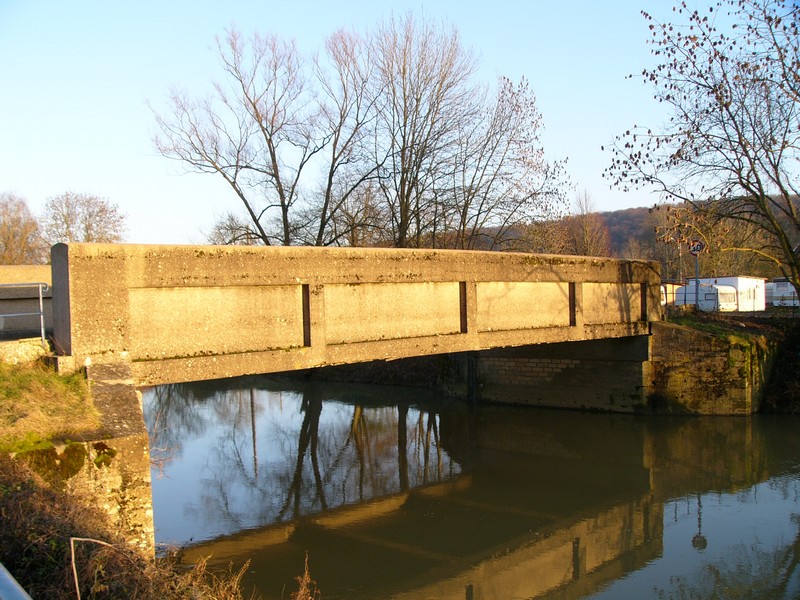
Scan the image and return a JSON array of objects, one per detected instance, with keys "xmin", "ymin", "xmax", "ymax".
[
  {"xmin": 0, "ymin": 282, "xmax": 49, "ymax": 348},
  {"xmin": 0, "ymin": 562, "xmax": 32, "ymax": 600}
]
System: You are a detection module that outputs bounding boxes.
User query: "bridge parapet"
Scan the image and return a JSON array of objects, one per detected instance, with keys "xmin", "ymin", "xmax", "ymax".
[{"xmin": 51, "ymin": 244, "xmax": 661, "ymax": 385}]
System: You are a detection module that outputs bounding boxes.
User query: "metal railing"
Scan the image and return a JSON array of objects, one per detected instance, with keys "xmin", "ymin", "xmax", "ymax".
[
  {"xmin": 0, "ymin": 562, "xmax": 32, "ymax": 600},
  {"xmin": 0, "ymin": 282, "xmax": 50, "ymax": 348}
]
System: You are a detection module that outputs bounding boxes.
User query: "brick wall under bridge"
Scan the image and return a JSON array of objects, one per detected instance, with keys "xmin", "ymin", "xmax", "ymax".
[
  {"xmin": 462, "ymin": 336, "xmax": 654, "ymax": 412},
  {"xmin": 51, "ymin": 243, "xmax": 661, "ymax": 388}
]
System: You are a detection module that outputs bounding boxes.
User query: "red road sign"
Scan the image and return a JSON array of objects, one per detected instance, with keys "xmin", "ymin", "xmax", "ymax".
[{"xmin": 689, "ymin": 239, "xmax": 706, "ymax": 256}]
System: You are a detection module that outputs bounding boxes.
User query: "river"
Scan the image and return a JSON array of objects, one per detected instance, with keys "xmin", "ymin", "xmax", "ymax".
[{"xmin": 142, "ymin": 376, "xmax": 800, "ymax": 599}]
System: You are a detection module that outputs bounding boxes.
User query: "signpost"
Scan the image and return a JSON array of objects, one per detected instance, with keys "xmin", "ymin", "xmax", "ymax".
[{"xmin": 689, "ymin": 239, "xmax": 706, "ymax": 308}]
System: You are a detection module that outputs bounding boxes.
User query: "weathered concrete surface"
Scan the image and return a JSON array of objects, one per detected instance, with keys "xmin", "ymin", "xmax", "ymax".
[
  {"xmin": 0, "ymin": 338, "xmax": 49, "ymax": 364},
  {"xmin": 62, "ymin": 433, "xmax": 154, "ymax": 553},
  {"xmin": 51, "ymin": 244, "xmax": 661, "ymax": 386},
  {"xmin": 453, "ymin": 319, "xmax": 775, "ymax": 414},
  {"xmin": 73, "ymin": 361, "xmax": 154, "ymax": 552},
  {"xmin": 648, "ymin": 321, "xmax": 775, "ymax": 415},
  {"xmin": 0, "ymin": 265, "xmax": 51, "ymax": 286}
]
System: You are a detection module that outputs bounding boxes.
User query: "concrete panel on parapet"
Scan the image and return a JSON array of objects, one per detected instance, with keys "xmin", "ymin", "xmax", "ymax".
[
  {"xmin": 582, "ymin": 283, "xmax": 643, "ymax": 325},
  {"xmin": 324, "ymin": 282, "xmax": 462, "ymax": 344},
  {"xmin": 0, "ymin": 265, "xmax": 53, "ymax": 336},
  {"xmin": 476, "ymin": 281, "xmax": 570, "ymax": 332},
  {"xmin": 0, "ymin": 265, "xmax": 52, "ymax": 286},
  {"xmin": 128, "ymin": 285, "xmax": 305, "ymax": 359}
]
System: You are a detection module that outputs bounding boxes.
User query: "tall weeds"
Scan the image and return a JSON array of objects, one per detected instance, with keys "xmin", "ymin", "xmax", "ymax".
[{"xmin": 291, "ymin": 554, "xmax": 320, "ymax": 600}]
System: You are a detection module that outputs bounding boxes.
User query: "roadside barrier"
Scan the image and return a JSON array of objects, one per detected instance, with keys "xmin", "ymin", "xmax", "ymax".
[{"xmin": 0, "ymin": 562, "xmax": 32, "ymax": 600}]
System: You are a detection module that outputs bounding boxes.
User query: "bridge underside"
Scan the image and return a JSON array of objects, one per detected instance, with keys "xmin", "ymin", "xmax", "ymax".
[{"xmin": 51, "ymin": 244, "xmax": 661, "ymax": 387}]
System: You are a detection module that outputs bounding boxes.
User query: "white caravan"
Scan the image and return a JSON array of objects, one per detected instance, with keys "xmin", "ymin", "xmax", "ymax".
[
  {"xmin": 675, "ymin": 283, "xmax": 739, "ymax": 312},
  {"xmin": 698, "ymin": 276, "xmax": 766, "ymax": 312}
]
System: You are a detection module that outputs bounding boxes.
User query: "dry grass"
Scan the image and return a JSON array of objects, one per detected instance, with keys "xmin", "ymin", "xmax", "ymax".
[
  {"xmin": 0, "ymin": 360, "xmax": 262, "ymax": 599},
  {"xmin": 291, "ymin": 554, "xmax": 321, "ymax": 600},
  {"xmin": 0, "ymin": 360, "xmax": 99, "ymax": 452}
]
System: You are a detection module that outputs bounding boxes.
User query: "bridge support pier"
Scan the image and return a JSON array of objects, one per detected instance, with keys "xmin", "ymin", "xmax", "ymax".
[
  {"xmin": 75, "ymin": 362, "xmax": 155, "ymax": 554},
  {"xmin": 460, "ymin": 337, "xmax": 653, "ymax": 413}
]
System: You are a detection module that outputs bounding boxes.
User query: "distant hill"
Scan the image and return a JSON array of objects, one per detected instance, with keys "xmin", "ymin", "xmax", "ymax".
[{"xmin": 597, "ymin": 206, "xmax": 654, "ymax": 256}]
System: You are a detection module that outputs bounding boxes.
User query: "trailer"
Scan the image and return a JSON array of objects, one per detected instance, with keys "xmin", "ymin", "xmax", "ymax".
[
  {"xmin": 674, "ymin": 283, "xmax": 739, "ymax": 312},
  {"xmin": 770, "ymin": 279, "xmax": 800, "ymax": 307},
  {"xmin": 660, "ymin": 282, "xmax": 684, "ymax": 306}
]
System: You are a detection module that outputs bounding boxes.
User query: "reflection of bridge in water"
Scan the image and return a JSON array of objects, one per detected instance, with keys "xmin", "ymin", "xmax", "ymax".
[
  {"xmin": 184, "ymin": 478, "xmax": 659, "ymax": 600},
  {"xmin": 159, "ymin": 379, "xmax": 774, "ymax": 600}
]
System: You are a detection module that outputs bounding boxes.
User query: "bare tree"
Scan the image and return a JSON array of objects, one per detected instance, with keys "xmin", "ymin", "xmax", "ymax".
[
  {"xmin": 645, "ymin": 205, "xmax": 690, "ymax": 281},
  {"xmin": 205, "ymin": 212, "xmax": 261, "ymax": 245},
  {"xmin": 369, "ymin": 12, "xmax": 481, "ymax": 247},
  {"xmin": 559, "ymin": 191, "xmax": 611, "ymax": 257},
  {"xmin": 656, "ymin": 202, "xmax": 781, "ymax": 278},
  {"xmin": 40, "ymin": 192, "xmax": 126, "ymax": 244},
  {"xmin": 327, "ymin": 180, "xmax": 388, "ymax": 247},
  {"xmin": 606, "ymin": 0, "xmax": 800, "ymax": 292},
  {"xmin": 155, "ymin": 27, "xmax": 390, "ymax": 247},
  {"xmin": 441, "ymin": 77, "xmax": 568, "ymax": 250},
  {"xmin": 295, "ymin": 29, "xmax": 384, "ymax": 246},
  {"xmin": 155, "ymin": 15, "xmax": 568, "ymax": 250},
  {"xmin": 154, "ymin": 29, "xmax": 320, "ymax": 245},
  {"xmin": 0, "ymin": 193, "xmax": 47, "ymax": 264}
]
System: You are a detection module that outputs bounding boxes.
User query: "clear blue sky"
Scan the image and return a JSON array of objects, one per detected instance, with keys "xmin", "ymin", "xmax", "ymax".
[{"xmin": 0, "ymin": 1, "xmax": 673, "ymax": 244}]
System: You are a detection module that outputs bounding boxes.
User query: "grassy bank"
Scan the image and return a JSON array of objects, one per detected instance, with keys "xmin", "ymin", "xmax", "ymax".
[
  {"xmin": 0, "ymin": 360, "xmax": 98, "ymax": 453},
  {"xmin": 0, "ymin": 454, "xmax": 253, "ymax": 599}
]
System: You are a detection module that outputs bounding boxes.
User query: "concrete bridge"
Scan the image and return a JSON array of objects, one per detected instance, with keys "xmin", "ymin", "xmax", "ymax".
[
  {"xmin": 36, "ymin": 243, "xmax": 769, "ymax": 556},
  {"xmin": 51, "ymin": 243, "xmax": 661, "ymax": 388}
]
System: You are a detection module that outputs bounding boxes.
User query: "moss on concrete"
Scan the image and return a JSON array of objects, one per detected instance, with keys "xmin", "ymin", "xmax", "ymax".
[{"xmin": 657, "ymin": 312, "xmax": 798, "ymax": 414}]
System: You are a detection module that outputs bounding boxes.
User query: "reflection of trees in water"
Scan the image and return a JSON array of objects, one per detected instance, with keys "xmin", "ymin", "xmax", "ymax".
[
  {"xmin": 657, "ymin": 486, "xmax": 800, "ymax": 600},
  {"xmin": 655, "ymin": 532, "xmax": 800, "ymax": 599},
  {"xmin": 412, "ymin": 408, "xmax": 444, "ymax": 485},
  {"xmin": 277, "ymin": 391, "xmax": 455, "ymax": 520},
  {"xmin": 151, "ymin": 381, "xmax": 461, "ymax": 538},
  {"xmin": 188, "ymin": 392, "xmax": 274, "ymax": 535},
  {"xmin": 398, "ymin": 404, "xmax": 409, "ymax": 491},
  {"xmin": 142, "ymin": 383, "xmax": 265, "ymax": 477},
  {"xmin": 281, "ymin": 388, "xmax": 326, "ymax": 519}
]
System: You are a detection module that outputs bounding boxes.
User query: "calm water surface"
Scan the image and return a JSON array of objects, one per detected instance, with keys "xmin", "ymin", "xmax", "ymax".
[{"xmin": 142, "ymin": 377, "xmax": 800, "ymax": 599}]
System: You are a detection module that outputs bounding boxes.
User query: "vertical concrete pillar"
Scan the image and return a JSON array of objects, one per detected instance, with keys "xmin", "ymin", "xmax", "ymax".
[
  {"xmin": 462, "ymin": 281, "xmax": 478, "ymax": 334},
  {"xmin": 571, "ymin": 282, "xmax": 585, "ymax": 328},
  {"xmin": 307, "ymin": 283, "xmax": 326, "ymax": 350},
  {"xmin": 81, "ymin": 362, "xmax": 154, "ymax": 554}
]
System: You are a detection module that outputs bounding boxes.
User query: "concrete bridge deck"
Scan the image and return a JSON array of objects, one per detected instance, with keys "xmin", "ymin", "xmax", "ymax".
[{"xmin": 51, "ymin": 244, "xmax": 661, "ymax": 387}]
